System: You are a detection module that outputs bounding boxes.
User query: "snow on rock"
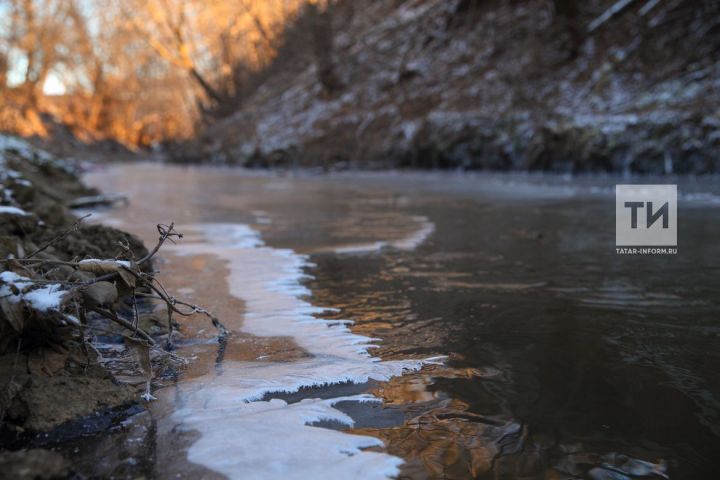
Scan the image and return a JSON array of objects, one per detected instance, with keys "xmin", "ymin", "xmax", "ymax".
[
  {"xmin": 0, "ymin": 135, "xmax": 42, "ymax": 159},
  {"xmin": 0, "ymin": 134, "xmax": 75, "ymax": 174},
  {"xmin": 22, "ymin": 285, "xmax": 67, "ymax": 312},
  {"xmin": 0, "ymin": 206, "xmax": 30, "ymax": 216},
  {"xmin": 0, "ymin": 271, "xmax": 26, "ymax": 284},
  {"xmin": 0, "ymin": 271, "xmax": 67, "ymax": 313},
  {"xmin": 78, "ymin": 258, "xmax": 132, "ymax": 268}
]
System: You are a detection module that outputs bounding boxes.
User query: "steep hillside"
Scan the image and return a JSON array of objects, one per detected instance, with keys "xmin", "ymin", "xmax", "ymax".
[{"xmin": 180, "ymin": 0, "xmax": 720, "ymax": 174}]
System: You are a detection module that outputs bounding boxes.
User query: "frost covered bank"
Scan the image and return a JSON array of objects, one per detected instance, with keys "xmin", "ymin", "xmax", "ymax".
[
  {"xmin": 0, "ymin": 136, "xmax": 152, "ymax": 477},
  {"xmin": 180, "ymin": 0, "xmax": 720, "ymax": 174}
]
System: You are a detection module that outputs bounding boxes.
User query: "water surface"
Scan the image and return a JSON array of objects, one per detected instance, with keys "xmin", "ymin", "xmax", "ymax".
[{"xmin": 76, "ymin": 165, "xmax": 719, "ymax": 479}]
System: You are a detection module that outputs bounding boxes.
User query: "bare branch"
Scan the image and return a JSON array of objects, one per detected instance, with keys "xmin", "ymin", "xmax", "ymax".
[
  {"xmin": 25, "ymin": 213, "xmax": 92, "ymax": 259},
  {"xmin": 588, "ymin": 0, "xmax": 641, "ymax": 33}
]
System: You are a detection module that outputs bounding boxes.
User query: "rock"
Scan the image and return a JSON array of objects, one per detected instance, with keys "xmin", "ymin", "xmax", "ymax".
[
  {"xmin": 82, "ymin": 281, "xmax": 118, "ymax": 307},
  {"xmin": 0, "ymin": 235, "xmax": 17, "ymax": 258},
  {"xmin": 0, "ymin": 212, "xmax": 37, "ymax": 237},
  {"xmin": 0, "ymin": 449, "xmax": 68, "ymax": 480},
  {"xmin": 3, "ymin": 372, "xmax": 135, "ymax": 431},
  {"xmin": 69, "ymin": 269, "xmax": 95, "ymax": 282},
  {"xmin": 43, "ymin": 264, "xmax": 75, "ymax": 281},
  {"xmin": 137, "ymin": 312, "xmax": 171, "ymax": 334},
  {"xmin": 53, "ymin": 224, "xmax": 149, "ymax": 269}
]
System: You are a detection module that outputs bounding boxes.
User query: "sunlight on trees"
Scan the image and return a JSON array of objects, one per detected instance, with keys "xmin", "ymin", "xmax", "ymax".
[{"xmin": 0, "ymin": 0, "xmax": 307, "ymax": 148}]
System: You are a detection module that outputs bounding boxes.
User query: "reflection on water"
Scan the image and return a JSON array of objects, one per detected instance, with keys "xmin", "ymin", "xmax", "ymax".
[{"xmin": 76, "ymin": 165, "xmax": 720, "ymax": 479}]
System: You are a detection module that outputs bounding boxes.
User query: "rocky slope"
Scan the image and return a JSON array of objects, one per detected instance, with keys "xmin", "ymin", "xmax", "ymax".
[{"xmin": 181, "ymin": 0, "xmax": 720, "ymax": 174}]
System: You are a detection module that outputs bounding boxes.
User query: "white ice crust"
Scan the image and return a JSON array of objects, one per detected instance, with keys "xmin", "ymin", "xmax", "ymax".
[
  {"xmin": 334, "ymin": 215, "xmax": 435, "ymax": 254},
  {"xmin": 168, "ymin": 223, "xmax": 438, "ymax": 479}
]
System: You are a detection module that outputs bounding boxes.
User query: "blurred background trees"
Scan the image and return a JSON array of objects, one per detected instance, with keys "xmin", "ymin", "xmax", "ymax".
[
  {"xmin": 0, "ymin": 0, "xmax": 717, "ymax": 158},
  {"xmin": 0, "ymin": 0, "xmax": 304, "ymax": 148}
]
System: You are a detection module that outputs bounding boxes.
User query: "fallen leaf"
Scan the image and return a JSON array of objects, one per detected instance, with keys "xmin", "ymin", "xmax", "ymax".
[{"xmin": 0, "ymin": 298, "xmax": 24, "ymax": 332}]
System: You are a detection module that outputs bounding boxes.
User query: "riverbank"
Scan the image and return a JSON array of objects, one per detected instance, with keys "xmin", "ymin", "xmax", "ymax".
[
  {"xmin": 0, "ymin": 136, "xmax": 190, "ymax": 477},
  {"xmin": 174, "ymin": 0, "xmax": 719, "ymax": 174}
]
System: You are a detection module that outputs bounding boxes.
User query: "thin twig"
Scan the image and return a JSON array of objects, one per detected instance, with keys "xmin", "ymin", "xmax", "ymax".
[
  {"xmin": 89, "ymin": 307, "xmax": 155, "ymax": 346},
  {"xmin": 131, "ymin": 287, "xmax": 140, "ymax": 334},
  {"xmin": 138, "ymin": 223, "xmax": 183, "ymax": 265},
  {"xmin": 25, "ymin": 213, "xmax": 92, "ymax": 259},
  {"xmin": 78, "ymin": 324, "xmax": 190, "ymax": 363}
]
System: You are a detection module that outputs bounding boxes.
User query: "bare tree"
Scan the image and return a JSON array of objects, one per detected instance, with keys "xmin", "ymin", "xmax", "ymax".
[
  {"xmin": 0, "ymin": 0, "xmax": 304, "ymax": 142},
  {"xmin": 307, "ymin": 1, "xmax": 342, "ymax": 95},
  {"xmin": 0, "ymin": 51, "xmax": 7, "ymax": 90},
  {"xmin": 553, "ymin": 0, "xmax": 581, "ymax": 59}
]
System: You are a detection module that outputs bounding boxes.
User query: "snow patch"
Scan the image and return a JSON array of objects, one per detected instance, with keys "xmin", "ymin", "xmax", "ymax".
[
  {"xmin": 0, "ymin": 206, "xmax": 30, "ymax": 216},
  {"xmin": 22, "ymin": 285, "xmax": 66, "ymax": 312},
  {"xmin": 0, "ymin": 271, "xmax": 66, "ymax": 312},
  {"xmin": 0, "ymin": 134, "xmax": 74, "ymax": 174},
  {"xmin": 0, "ymin": 135, "xmax": 38, "ymax": 158},
  {"xmin": 78, "ymin": 258, "xmax": 132, "ymax": 268}
]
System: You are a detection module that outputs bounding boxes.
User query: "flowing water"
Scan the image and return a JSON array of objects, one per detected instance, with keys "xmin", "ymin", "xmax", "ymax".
[{"xmin": 62, "ymin": 165, "xmax": 720, "ymax": 479}]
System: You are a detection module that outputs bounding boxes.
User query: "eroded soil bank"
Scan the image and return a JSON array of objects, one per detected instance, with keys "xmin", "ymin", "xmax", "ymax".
[{"xmin": 0, "ymin": 136, "xmax": 160, "ymax": 478}]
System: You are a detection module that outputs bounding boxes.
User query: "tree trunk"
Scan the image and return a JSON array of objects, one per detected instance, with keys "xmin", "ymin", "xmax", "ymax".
[
  {"xmin": 189, "ymin": 67, "xmax": 224, "ymax": 104},
  {"xmin": 553, "ymin": 0, "xmax": 581, "ymax": 60},
  {"xmin": 0, "ymin": 52, "xmax": 7, "ymax": 90},
  {"xmin": 309, "ymin": 3, "xmax": 342, "ymax": 95}
]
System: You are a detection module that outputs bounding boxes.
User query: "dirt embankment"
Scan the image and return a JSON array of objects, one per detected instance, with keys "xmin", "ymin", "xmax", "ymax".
[
  {"xmin": 0, "ymin": 135, "xmax": 169, "ymax": 477},
  {"xmin": 179, "ymin": 0, "xmax": 720, "ymax": 174}
]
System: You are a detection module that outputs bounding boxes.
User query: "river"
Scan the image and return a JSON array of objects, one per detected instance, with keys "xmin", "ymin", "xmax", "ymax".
[{"xmin": 62, "ymin": 164, "xmax": 720, "ymax": 479}]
